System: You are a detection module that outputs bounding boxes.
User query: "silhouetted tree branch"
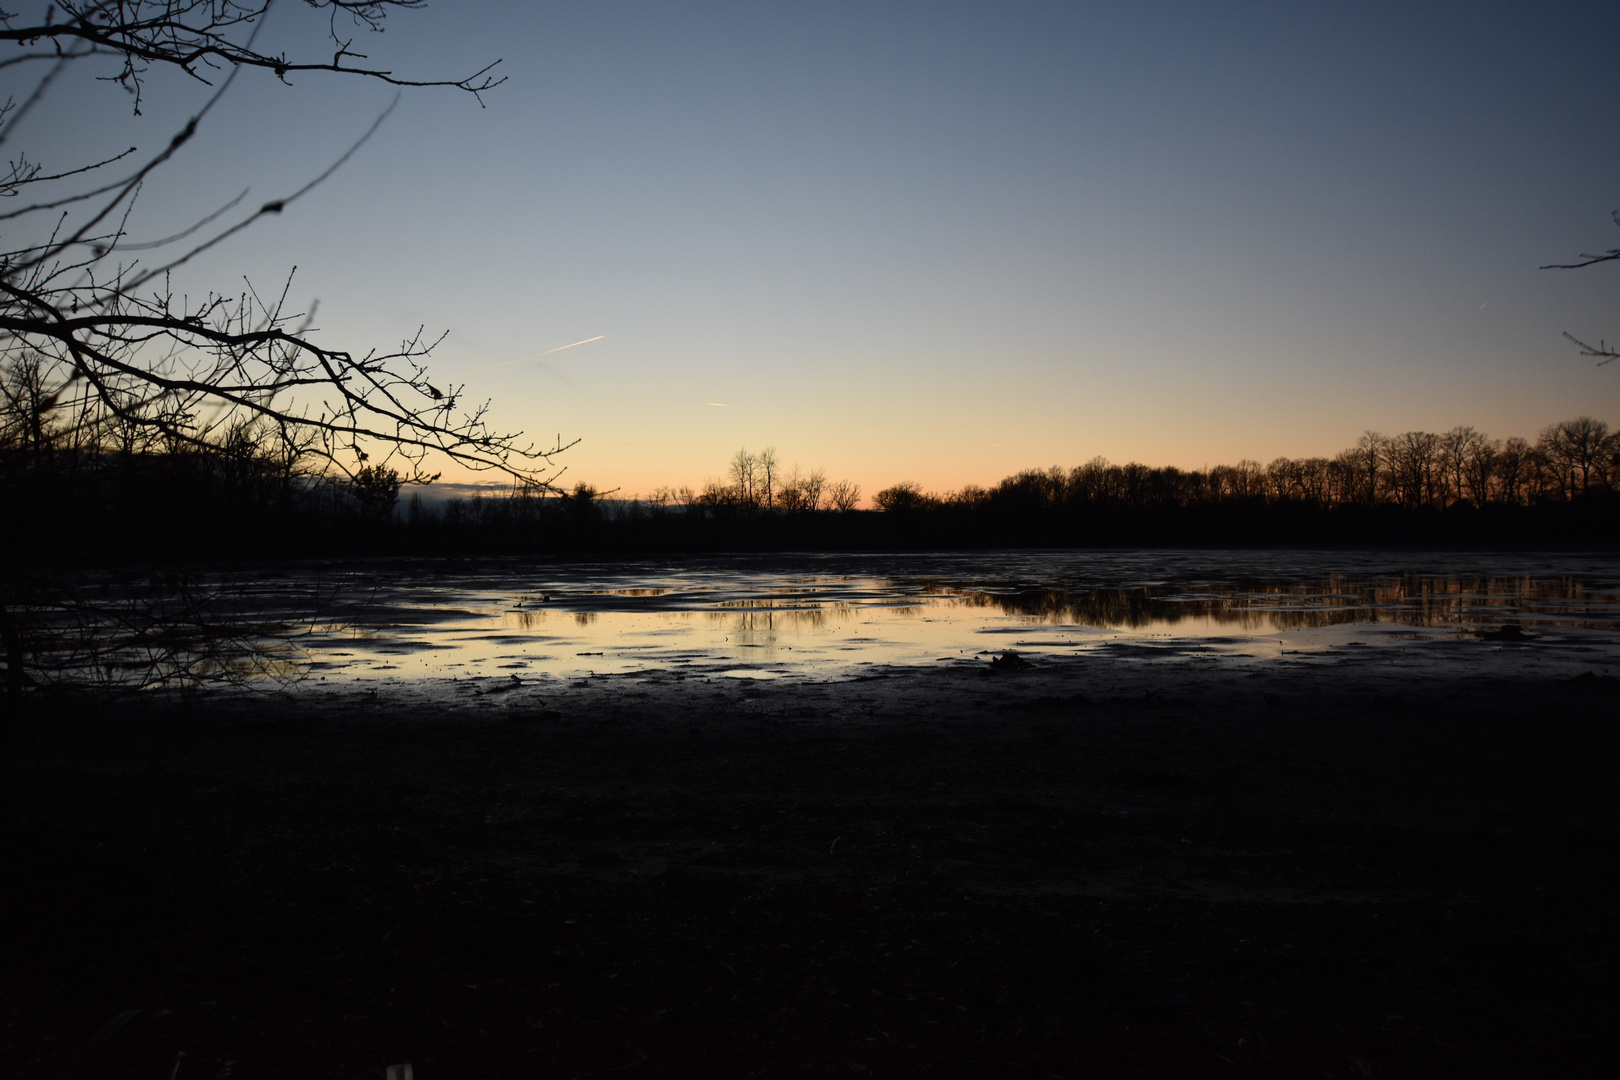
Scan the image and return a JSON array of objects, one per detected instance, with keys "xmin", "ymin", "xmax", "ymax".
[
  {"xmin": 0, "ymin": 0, "xmax": 567, "ymax": 488},
  {"xmin": 1543, "ymin": 210, "xmax": 1620, "ymax": 365},
  {"xmin": 0, "ymin": 2, "xmax": 505, "ymax": 114},
  {"xmin": 1559, "ymin": 331, "xmax": 1618, "ymax": 366}
]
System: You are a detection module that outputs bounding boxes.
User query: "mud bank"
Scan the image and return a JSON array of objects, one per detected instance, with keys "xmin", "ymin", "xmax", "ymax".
[{"xmin": 3, "ymin": 658, "xmax": 1617, "ymax": 1078}]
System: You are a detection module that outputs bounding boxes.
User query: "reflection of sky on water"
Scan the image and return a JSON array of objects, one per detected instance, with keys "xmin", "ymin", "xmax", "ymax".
[{"xmin": 297, "ymin": 551, "xmax": 1620, "ymax": 683}]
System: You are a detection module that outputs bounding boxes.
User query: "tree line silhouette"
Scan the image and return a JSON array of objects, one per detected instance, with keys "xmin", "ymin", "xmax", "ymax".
[
  {"xmin": 876, "ymin": 419, "xmax": 1618, "ymax": 515},
  {"xmin": 380, "ymin": 420, "xmax": 1620, "ymax": 548},
  {"xmin": 4, "ymin": 399, "xmax": 1617, "ymax": 557},
  {"xmin": 849, "ymin": 419, "xmax": 1619, "ymax": 547}
]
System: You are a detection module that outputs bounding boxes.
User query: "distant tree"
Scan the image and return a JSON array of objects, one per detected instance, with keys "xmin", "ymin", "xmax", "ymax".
[
  {"xmin": 776, "ymin": 463, "xmax": 826, "ymax": 512},
  {"xmin": 1346, "ymin": 432, "xmax": 1389, "ymax": 506},
  {"xmin": 351, "ymin": 464, "xmax": 402, "ymax": 522},
  {"xmin": 1460, "ymin": 433, "xmax": 1500, "ymax": 507},
  {"xmin": 801, "ymin": 467, "xmax": 826, "ymax": 511},
  {"xmin": 1275, "ymin": 457, "xmax": 1329, "ymax": 505},
  {"xmin": 952, "ymin": 484, "xmax": 988, "ymax": 508},
  {"xmin": 874, "ymin": 481, "xmax": 935, "ymax": 512},
  {"xmin": 1538, "ymin": 417, "xmax": 1614, "ymax": 496},
  {"xmin": 826, "ymin": 478, "xmax": 861, "ymax": 511},
  {"xmin": 1265, "ymin": 457, "xmax": 1301, "ymax": 502},
  {"xmin": 777, "ymin": 463, "xmax": 803, "ymax": 510},
  {"xmin": 1205, "ymin": 458, "xmax": 1263, "ymax": 502},
  {"xmin": 1438, "ymin": 426, "xmax": 1487, "ymax": 507},
  {"xmin": 694, "ymin": 479, "xmax": 731, "ymax": 508},
  {"xmin": 1386, "ymin": 431, "xmax": 1441, "ymax": 509},
  {"xmin": 1495, "ymin": 436, "xmax": 1533, "ymax": 505},
  {"xmin": 757, "ymin": 446, "xmax": 778, "ymax": 509},
  {"xmin": 565, "ymin": 481, "xmax": 599, "ymax": 522},
  {"xmin": 987, "ymin": 468, "xmax": 1066, "ymax": 514},
  {"xmin": 728, "ymin": 448, "xmax": 758, "ymax": 507}
]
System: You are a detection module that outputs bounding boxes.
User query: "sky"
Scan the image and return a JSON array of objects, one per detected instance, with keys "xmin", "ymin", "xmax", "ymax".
[{"xmin": 13, "ymin": 0, "xmax": 1620, "ymax": 500}]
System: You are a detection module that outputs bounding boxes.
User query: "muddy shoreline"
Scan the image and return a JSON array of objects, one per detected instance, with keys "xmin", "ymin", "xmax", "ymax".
[{"xmin": 3, "ymin": 658, "xmax": 1617, "ymax": 1078}]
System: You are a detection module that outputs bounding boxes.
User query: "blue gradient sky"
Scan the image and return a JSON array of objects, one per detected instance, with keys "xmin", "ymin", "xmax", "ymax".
[{"xmin": 19, "ymin": 0, "xmax": 1620, "ymax": 497}]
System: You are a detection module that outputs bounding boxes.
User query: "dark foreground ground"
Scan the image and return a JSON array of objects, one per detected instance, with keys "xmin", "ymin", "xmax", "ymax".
[{"xmin": 2, "ymin": 659, "xmax": 1617, "ymax": 1079}]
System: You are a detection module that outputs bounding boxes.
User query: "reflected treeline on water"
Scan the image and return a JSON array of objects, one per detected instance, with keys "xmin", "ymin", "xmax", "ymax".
[
  {"xmin": 705, "ymin": 604, "xmax": 844, "ymax": 634},
  {"xmin": 501, "ymin": 569, "xmax": 1620, "ymax": 634},
  {"xmin": 927, "ymin": 573, "xmax": 1620, "ymax": 631},
  {"xmin": 505, "ymin": 610, "xmax": 604, "ymax": 629}
]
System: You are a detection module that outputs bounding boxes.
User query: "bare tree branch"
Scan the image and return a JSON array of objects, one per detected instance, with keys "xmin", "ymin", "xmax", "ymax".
[
  {"xmin": 1560, "ymin": 332, "xmax": 1618, "ymax": 366},
  {"xmin": 0, "ymin": 2, "xmax": 504, "ymax": 112},
  {"xmin": 1540, "ymin": 249, "xmax": 1620, "ymax": 271},
  {"xmin": 0, "ymin": 0, "xmax": 569, "ymax": 495},
  {"xmin": 1544, "ymin": 211, "xmax": 1620, "ymax": 366}
]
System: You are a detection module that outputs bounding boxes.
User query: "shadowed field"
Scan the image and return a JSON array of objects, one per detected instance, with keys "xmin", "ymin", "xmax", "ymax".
[{"xmin": 2, "ymin": 660, "xmax": 1616, "ymax": 1078}]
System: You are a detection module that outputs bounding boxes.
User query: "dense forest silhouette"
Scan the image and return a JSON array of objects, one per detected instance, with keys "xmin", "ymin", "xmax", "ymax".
[{"xmin": 4, "ymin": 383, "xmax": 1617, "ymax": 556}]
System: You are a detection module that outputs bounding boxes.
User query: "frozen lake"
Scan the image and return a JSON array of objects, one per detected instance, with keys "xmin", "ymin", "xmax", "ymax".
[{"xmin": 276, "ymin": 549, "xmax": 1620, "ymax": 687}]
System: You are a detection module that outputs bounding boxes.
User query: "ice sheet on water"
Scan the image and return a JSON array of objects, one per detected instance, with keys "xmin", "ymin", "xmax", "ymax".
[{"xmin": 100, "ymin": 549, "xmax": 1614, "ymax": 688}]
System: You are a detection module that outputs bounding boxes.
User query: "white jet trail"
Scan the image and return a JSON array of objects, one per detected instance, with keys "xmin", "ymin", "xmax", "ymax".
[
  {"xmin": 542, "ymin": 335, "xmax": 606, "ymax": 354},
  {"xmin": 487, "ymin": 335, "xmax": 606, "ymax": 370}
]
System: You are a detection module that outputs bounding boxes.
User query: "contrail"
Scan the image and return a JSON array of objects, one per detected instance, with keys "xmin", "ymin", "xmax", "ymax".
[
  {"xmin": 542, "ymin": 335, "xmax": 606, "ymax": 355},
  {"xmin": 487, "ymin": 335, "xmax": 605, "ymax": 370},
  {"xmin": 708, "ymin": 402, "xmax": 730, "ymax": 407}
]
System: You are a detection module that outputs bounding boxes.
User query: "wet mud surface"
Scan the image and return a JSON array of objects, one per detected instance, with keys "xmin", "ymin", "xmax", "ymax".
[{"xmin": 3, "ymin": 657, "xmax": 1618, "ymax": 1078}]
